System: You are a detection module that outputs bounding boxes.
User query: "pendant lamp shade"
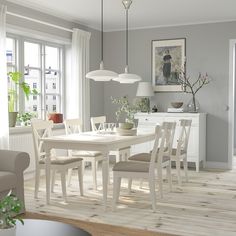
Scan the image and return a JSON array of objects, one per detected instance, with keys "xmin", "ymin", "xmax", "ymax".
[
  {"xmin": 112, "ymin": 0, "xmax": 141, "ymax": 84},
  {"xmin": 86, "ymin": 0, "xmax": 118, "ymax": 81}
]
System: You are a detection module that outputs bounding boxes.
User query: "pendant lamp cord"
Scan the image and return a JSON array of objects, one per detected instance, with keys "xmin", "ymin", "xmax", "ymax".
[
  {"xmin": 126, "ymin": 8, "xmax": 128, "ymax": 68},
  {"xmin": 101, "ymin": 0, "xmax": 104, "ymax": 62}
]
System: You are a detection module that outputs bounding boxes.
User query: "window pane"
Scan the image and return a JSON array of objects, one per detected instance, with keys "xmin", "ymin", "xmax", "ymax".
[
  {"xmin": 24, "ymin": 42, "xmax": 40, "ymax": 67},
  {"xmin": 45, "ymin": 46, "xmax": 59, "ymax": 70},
  {"xmin": 45, "ymin": 95, "xmax": 60, "ymax": 113},
  {"xmin": 45, "ymin": 72, "xmax": 60, "ymax": 93},
  {"xmin": 6, "ymin": 38, "xmax": 15, "ymax": 65},
  {"xmin": 24, "ymin": 69, "xmax": 41, "ymax": 117}
]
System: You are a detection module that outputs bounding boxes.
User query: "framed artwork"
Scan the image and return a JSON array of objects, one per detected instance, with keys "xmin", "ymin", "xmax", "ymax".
[{"xmin": 152, "ymin": 38, "xmax": 186, "ymax": 92}]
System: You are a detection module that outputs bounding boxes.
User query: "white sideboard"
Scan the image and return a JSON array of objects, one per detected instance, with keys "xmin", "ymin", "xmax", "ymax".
[{"xmin": 132, "ymin": 112, "xmax": 206, "ymax": 172}]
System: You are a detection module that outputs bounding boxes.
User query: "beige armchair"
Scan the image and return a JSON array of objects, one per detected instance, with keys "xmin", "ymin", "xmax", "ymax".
[{"xmin": 0, "ymin": 150, "xmax": 30, "ymax": 212}]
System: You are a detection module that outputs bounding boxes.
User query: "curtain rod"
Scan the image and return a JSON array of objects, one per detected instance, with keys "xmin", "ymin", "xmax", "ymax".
[{"xmin": 7, "ymin": 11, "xmax": 73, "ymax": 33}]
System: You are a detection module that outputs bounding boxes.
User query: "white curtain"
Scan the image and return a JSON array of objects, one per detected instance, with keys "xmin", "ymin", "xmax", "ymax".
[
  {"xmin": 0, "ymin": 5, "xmax": 9, "ymax": 149},
  {"xmin": 67, "ymin": 28, "xmax": 91, "ymax": 131}
]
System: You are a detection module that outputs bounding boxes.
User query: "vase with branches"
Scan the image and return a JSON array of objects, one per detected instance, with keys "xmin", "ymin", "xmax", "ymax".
[
  {"xmin": 111, "ymin": 96, "xmax": 140, "ymax": 129},
  {"xmin": 178, "ymin": 70, "xmax": 210, "ymax": 112}
]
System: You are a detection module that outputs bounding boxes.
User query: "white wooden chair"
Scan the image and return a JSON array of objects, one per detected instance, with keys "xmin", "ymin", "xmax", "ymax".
[
  {"xmin": 64, "ymin": 118, "xmax": 104, "ymax": 190},
  {"xmin": 127, "ymin": 122, "xmax": 176, "ymax": 198},
  {"xmin": 31, "ymin": 120, "xmax": 83, "ymax": 202},
  {"xmin": 90, "ymin": 116, "xmax": 131, "ymax": 162},
  {"xmin": 112, "ymin": 124, "xmax": 172, "ymax": 211},
  {"xmin": 170, "ymin": 119, "xmax": 192, "ymax": 185}
]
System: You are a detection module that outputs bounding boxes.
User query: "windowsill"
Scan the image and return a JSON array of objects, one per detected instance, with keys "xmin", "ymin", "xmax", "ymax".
[{"xmin": 9, "ymin": 123, "xmax": 65, "ymax": 135}]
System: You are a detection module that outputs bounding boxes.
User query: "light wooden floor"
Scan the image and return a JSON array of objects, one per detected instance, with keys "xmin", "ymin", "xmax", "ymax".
[{"xmin": 24, "ymin": 166, "xmax": 236, "ymax": 236}]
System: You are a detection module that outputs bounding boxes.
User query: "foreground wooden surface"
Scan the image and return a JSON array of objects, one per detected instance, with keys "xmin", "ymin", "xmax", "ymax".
[{"xmin": 23, "ymin": 212, "xmax": 175, "ymax": 236}]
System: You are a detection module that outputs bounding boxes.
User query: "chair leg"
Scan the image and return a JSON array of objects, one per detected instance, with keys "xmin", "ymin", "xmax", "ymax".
[
  {"xmin": 183, "ymin": 157, "xmax": 188, "ymax": 182},
  {"xmin": 166, "ymin": 163, "xmax": 172, "ymax": 192},
  {"xmin": 78, "ymin": 164, "xmax": 84, "ymax": 196},
  {"xmin": 148, "ymin": 175, "xmax": 156, "ymax": 212},
  {"xmin": 128, "ymin": 178, "xmax": 132, "ymax": 194},
  {"xmin": 34, "ymin": 168, "xmax": 40, "ymax": 198},
  {"xmin": 67, "ymin": 169, "xmax": 73, "ymax": 187},
  {"xmin": 91, "ymin": 159, "xmax": 97, "ymax": 190},
  {"xmin": 176, "ymin": 159, "xmax": 182, "ymax": 185},
  {"xmin": 51, "ymin": 170, "xmax": 56, "ymax": 193},
  {"xmin": 157, "ymin": 167, "xmax": 163, "ymax": 198},
  {"xmin": 60, "ymin": 171, "xmax": 67, "ymax": 202}
]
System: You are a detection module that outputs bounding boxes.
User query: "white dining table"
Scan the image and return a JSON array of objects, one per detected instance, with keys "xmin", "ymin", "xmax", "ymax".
[{"xmin": 42, "ymin": 130, "xmax": 155, "ymax": 208}]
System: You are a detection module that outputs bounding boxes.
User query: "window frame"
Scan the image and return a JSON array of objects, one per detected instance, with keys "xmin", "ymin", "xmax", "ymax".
[{"xmin": 6, "ymin": 33, "xmax": 65, "ymax": 120}]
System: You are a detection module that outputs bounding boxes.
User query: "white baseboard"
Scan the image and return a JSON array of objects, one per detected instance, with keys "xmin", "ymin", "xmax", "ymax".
[{"xmin": 204, "ymin": 161, "xmax": 229, "ymax": 170}]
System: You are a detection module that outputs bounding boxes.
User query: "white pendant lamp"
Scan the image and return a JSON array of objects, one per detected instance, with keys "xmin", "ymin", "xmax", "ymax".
[
  {"xmin": 86, "ymin": 0, "xmax": 118, "ymax": 81},
  {"xmin": 113, "ymin": 0, "xmax": 142, "ymax": 84}
]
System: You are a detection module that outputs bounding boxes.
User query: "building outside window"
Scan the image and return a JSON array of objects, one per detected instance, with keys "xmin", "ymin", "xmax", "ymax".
[
  {"xmin": 6, "ymin": 35, "xmax": 64, "ymax": 119},
  {"xmin": 52, "ymin": 105, "xmax": 56, "ymax": 112},
  {"xmin": 33, "ymin": 105, "xmax": 37, "ymax": 111}
]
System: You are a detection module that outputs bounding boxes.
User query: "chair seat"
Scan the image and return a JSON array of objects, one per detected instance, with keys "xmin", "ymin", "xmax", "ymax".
[
  {"xmin": 128, "ymin": 153, "xmax": 170, "ymax": 163},
  {"xmin": 0, "ymin": 171, "xmax": 16, "ymax": 191},
  {"xmin": 39, "ymin": 156, "xmax": 83, "ymax": 165},
  {"xmin": 113, "ymin": 161, "xmax": 150, "ymax": 172},
  {"xmin": 71, "ymin": 150, "xmax": 102, "ymax": 157},
  {"xmin": 170, "ymin": 149, "xmax": 186, "ymax": 156}
]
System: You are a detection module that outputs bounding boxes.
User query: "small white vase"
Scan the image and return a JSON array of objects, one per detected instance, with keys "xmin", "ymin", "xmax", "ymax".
[{"xmin": 0, "ymin": 227, "xmax": 16, "ymax": 236}]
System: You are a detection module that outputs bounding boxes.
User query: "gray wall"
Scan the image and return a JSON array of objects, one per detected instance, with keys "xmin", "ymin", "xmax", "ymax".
[
  {"xmin": 2, "ymin": 0, "xmax": 103, "ymax": 118},
  {"xmin": 103, "ymin": 21, "xmax": 236, "ymax": 163}
]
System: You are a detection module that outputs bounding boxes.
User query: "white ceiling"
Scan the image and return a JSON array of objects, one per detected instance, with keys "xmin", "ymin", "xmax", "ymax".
[{"xmin": 8, "ymin": 0, "xmax": 236, "ymax": 31}]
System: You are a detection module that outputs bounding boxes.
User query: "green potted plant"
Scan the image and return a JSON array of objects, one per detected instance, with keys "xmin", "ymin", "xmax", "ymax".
[
  {"xmin": 0, "ymin": 193, "xmax": 24, "ymax": 236},
  {"xmin": 111, "ymin": 96, "xmax": 140, "ymax": 129},
  {"xmin": 17, "ymin": 112, "xmax": 36, "ymax": 126},
  {"xmin": 8, "ymin": 72, "xmax": 38, "ymax": 127}
]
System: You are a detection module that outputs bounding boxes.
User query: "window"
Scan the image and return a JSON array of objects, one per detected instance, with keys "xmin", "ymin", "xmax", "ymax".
[
  {"xmin": 33, "ymin": 105, "xmax": 37, "ymax": 111},
  {"xmin": 52, "ymin": 105, "xmax": 56, "ymax": 112},
  {"xmin": 6, "ymin": 35, "xmax": 64, "ymax": 119},
  {"xmin": 33, "ymin": 83, "xmax": 37, "ymax": 89}
]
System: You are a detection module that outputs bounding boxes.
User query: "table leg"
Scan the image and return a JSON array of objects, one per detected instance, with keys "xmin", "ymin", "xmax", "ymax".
[
  {"xmin": 45, "ymin": 147, "xmax": 51, "ymax": 204},
  {"xmin": 102, "ymin": 151, "xmax": 109, "ymax": 210}
]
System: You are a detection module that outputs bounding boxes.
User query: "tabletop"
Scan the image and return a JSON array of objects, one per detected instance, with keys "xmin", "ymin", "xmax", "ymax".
[{"xmin": 16, "ymin": 219, "xmax": 91, "ymax": 236}]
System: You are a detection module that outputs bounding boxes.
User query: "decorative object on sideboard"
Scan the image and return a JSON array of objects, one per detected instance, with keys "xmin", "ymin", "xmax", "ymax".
[
  {"xmin": 112, "ymin": 0, "xmax": 142, "ymax": 84},
  {"xmin": 167, "ymin": 101, "xmax": 184, "ymax": 112},
  {"xmin": 0, "ymin": 192, "xmax": 24, "ymax": 236},
  {"xmin": 171, "ymin": 102, "xmax": 183, "ymax": 108},
  {"xmin": 152, "ymin": 105, "xmax": 158, "ymax": 113},
  {"xmin": 177, "ymin": 69, "xmax": 210, "ymax": 112},
  {"xmin": 152, "ymin": 38, "xmax": 186, "ymax": 92},
  {"xmin": 8, "ymin": 72, "xmax": 38, "ymax": 127},
  {"xmin": 86, "ymin": 0, "xmax": 118, "ymax": 81},
  {"xmin": 136, "ymin": 82, "xmax": 154, "ymax": 112},
  {"xmin": 111, "ymin": 96, "xmax": 140, "ymax": 128}
]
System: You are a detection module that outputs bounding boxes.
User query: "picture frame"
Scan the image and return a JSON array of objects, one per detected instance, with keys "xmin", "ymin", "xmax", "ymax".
[{"xmin": 152, "ymin": 38, "xmax": 186, "ymax": 92}]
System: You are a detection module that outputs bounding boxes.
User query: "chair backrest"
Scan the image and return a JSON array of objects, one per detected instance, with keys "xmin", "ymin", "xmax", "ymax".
[
  {"xmin": 64, "ymin": 118, "xmax": 82, "ymax": 135},
  {"xmin": 150, "ymin": 122, "xmax": 176, "ymax": 172},
  {"xmin": 31, "ymin": 119, "xmax": 54, "ymax": 165},
  {"xmin": 90, "ymin": 116, "xmax": 106, "ymax": 131},
  {"xmin": 177, "ymin": 119, "xmax": 192, "ymax": 153}
]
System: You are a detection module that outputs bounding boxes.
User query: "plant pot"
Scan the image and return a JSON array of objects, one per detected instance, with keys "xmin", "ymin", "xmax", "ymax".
[
  {"xmin": 8, "ymin": 112, "xmax": 18, "ymax": 127},
  {"xmin": 48, "ymin": 113, "xmax": 63, "ymax": 123},
  {"xmin": 0, "ymin": 227, "xmax": 16, "ymax": 236},
  {"xmin": 119, "ymin": 122, "xmax": 133, "ymax": 130}
]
